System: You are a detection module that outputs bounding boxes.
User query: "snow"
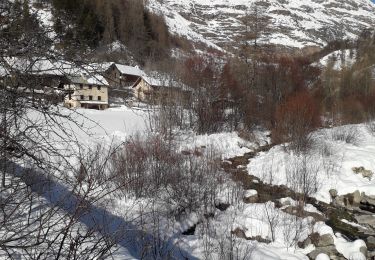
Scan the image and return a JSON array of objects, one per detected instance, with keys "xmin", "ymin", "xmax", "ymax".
[
  {"xmin": 114, "ymin": 64, "xmax": 144, "ymax": 77},
  {"xmin": 12, "ymin": 106, "xmax": 374, "ymax": 260},
  {"xmin": 146, "ymin": 0, "xmax": 375, "ymax": 50},
  {"xmin": 317, "ymin": 49, "xmax": 357, "ymax": 70},
  {"xmin": 29, "ymin": 1, "xmax": 56, "ymax": 39},
  {"xmin": 65, "ymin": 106, "xmax": 149, "ymax": 143},
  {"xmin": 248, "ymin": 124, "xmax": 375, "ymax": 203},
  {"xmin": 2, "ymin": 57, "xmax": 106, "ymax": 77},
  {"xmin": 341, "ymin": 219, "xmax": 368, "ymax": 230},
  {"xmin": 180, "ymin": 130, "xmax": 270, "ymax": 159},
  {"xmin": 245, "ymin": 189, "xmax": 258, "ymax": 197},
  {"xmin": 314, "ymin": 222, "xmax": 366, "ymax": 259},
  {"xmin": 315, "ymin": 253, "xmax": 330, "ymax": 260}
]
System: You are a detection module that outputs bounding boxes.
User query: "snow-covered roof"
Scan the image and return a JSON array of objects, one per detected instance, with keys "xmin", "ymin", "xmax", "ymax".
[
  {"xmin": 133, "ymin": 72, "xmax": 192, "ymax": 91},
  {"xmin": 1, "ymin": 57, "xmax": 113, "ymax": 77},
  {"xmin": 142, "ymin": 75, "xmax": 164, "ymax": 87},
  {"xmin": 113, "ymin": 64, "xmax": 144, "ymax": 77},
  {"xmin": 68, "ymin": 75, "xmax": 108, "ymax": 86},
  {"xmin": 1, "ymin": 57, "xmax": 81, "ymax": 76}
]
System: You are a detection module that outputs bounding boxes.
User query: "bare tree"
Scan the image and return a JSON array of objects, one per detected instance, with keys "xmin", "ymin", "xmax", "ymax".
[
  {"xmin": 238, "ymin": 0, "xmax": 271, "ymax": 89},
  {"xmin": 0, "ymin": 1, "xmax": 129, "ymax": 258},
  {"xmin": 286, "ymin": 154, "xmax": 321, "ymax": 208}
]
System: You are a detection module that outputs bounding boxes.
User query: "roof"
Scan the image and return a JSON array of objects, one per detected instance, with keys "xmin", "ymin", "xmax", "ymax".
[
  {"xmin": 1, "ymin": 57, "xmax": 112, "ymax": 78},
  {"xmin": 132, "ymin": 72, "xmax": 192, "ymax": 92},
  {"xmin": 113, "ymin": 64, "xmax": 144, "ymax": 77},
  {"xmin": 142, "ymin": 75, "xmax": 164, "ymax": 87},
  {"xmin": 68, "ymin": 74, "xmax": 108, "ymax": 86},
  {"xmin": 1, "ymin": 57, "xmax": 81, "ymax": 76},
  {"xmin": 84, "ymin": 62, "xmax": 113, "ymax": 73}
]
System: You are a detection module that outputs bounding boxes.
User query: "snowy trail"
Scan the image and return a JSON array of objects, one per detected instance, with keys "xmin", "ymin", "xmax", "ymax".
[{"xmin": 9, "ymin": 162, "xmax": 199, "ymax": 260}]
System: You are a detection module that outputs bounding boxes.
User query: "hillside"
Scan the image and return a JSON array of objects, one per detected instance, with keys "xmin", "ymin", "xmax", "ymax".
[{"xmin": 147, "ymin": 0, "xmax": 375, "ymax": 52}]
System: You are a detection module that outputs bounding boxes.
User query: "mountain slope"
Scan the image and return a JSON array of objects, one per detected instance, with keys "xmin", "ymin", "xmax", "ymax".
[{"xmin": 147, "ymin": 0, "xmax": 375, "ymax": 51}]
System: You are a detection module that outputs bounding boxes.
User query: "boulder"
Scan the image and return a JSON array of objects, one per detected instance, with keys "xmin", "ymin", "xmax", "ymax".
[
  {"xmin": 243, "ymin": 190, "xmax": 258, "ymax": 203},
  {"xmin": 329, "ymin": 189, "xmax": 338, "ymax": 199},
  {"xmin": 352, "ymin": 166, "xmax": 373, "ymax": 180},
  {"xmin": 308, "ymin": 246, "xmax": 341, "ymax": 260},
  {"xmin": 334, "ymin": 190, "xmax": 364, "ymax": 208},
  {"xmin": 359, "ymin": 246, "xmax": 367, "ymax": 257},
  {"xmin": 367, "ymin": 236, "xmax": 375, "ymax": 250},
  {"xmin": 316, "ymin": 234, "xmax": 335, "ymax": 247},
  {"xmin": 353, "ymin": 190, "xmax": 362, "ymax": 205},
  {"xmin": 355, "ymin": 215, "xmax": 375, "ymax": 228},
  {"xmin": 298, "ymin": 237, "xmax": 312, "ymax": 249},
  {"xmin": 283, "ymin": 206, "xmax": 297, "ymax": 215}
]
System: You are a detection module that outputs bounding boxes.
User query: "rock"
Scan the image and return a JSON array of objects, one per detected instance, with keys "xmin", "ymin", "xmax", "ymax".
[
  {"xmin": 316, "ymin": 234, "xmax": 335, "ymax": 247},
  {"xmin": 329, "ymin": 189, "xmax": 338, "ymax": 199},
  {"xmin": 215, "ymin": 203, "xmax": 230, "ymax": 211},
  {"xmin": 243, "ymin": 189, "xmax": 258, "ymax": 203},
  {"xmin": 367, "ymin": 236, "xmax": 375, "ymax": 250},
  {"xmin": 353, "ymin": 190, "xmax": 362, "ymax": 205},
  {"xmin": 298, "ymin": 237, "xmax": 312, "ymax": 249},
  {"xmin": 308, "ymin": 246, "xmax": 340, "ymax": 259},
  {"xmin": 231, "ymin": 227, "xmax": 247, "ymax": 239},
  {"xmin": 359, "ymin": 246, "xmax": 367, "ymax": 257},
  {"xmin": 352, "ymin": 166, "xmax": 373, "ymax": 180},
  {"xmin": 335, "ymin": 190, "xmax": 363, "ymax": 208},
  {"xmin": 352, "ymin": 166, "xmax": 365, "ymax": 174},
  {"xmin": 355, "ymin": 214, "xmax": 375, "ymax": 228},
  {"xmin": 281, "ymin": 200, "xmax": 291, "ymax": 206},
  {"xmin": 360, "ymin": 194, "xmax": 375, "ymax": 213},
  {"xmin": 247, "ymin": 235, "xmax": 271, "ymax": 244},
  {"xmin": 231, "ymin": 228, "xmax": 271, "ymax": 243}
]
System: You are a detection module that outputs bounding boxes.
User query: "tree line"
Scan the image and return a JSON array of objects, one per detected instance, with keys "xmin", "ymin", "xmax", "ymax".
[{"xmin": 52, "ymin": 0, "xmax": 170, "ymax": 62}]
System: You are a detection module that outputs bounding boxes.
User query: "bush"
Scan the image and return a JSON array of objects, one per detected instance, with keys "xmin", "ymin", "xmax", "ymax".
[
  {"xmin": 330, "ymin": 126, "xmax": 360, "ymax": 145},
  {"xmin": 111, "ymin": 135, "xmax": 231, "ymax": 215},
  {"xmin": 272, "ymin": 90, "xmax": 321, "ymax": 152}
]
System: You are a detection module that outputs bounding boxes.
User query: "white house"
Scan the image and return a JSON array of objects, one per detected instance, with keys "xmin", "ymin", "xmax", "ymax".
[{"xmin": 64, "ymin": 74, "xmax": 109, "ymax": 110}]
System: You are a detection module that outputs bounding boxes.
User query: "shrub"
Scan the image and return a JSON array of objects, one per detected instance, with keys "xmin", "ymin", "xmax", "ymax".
[
  {"xmin": 330, "ymin": 126, "xmax": 360, "ymax": 145},
  {"xmin": 272, "ymin": 90, "xmax": 321, "ymax": 152},
  {"xmin": 111, "ymin": 135, "xmax": 231, "ymax": 215}
]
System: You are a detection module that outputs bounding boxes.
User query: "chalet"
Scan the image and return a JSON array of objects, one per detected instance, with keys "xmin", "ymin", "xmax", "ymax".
[
  {"xmin": 64, "ymin": 74, "xmax": 109, "ymax": 110},
  {"xmin": 132, "ymin": 74, "xmax": 191, "ymax": 105},
  {"xmin": 105, "ymin": 63, "xmax": 144, "ymax": 88}
]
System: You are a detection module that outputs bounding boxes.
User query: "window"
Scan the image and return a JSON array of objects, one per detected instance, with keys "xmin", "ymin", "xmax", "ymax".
[
  {"xmin": 80, "ymin": 95, "xmax": 84, "ymax": 100},
  {"xmin": 79, "ymin": 84, "xmax": 83, "ymax": 89},
  {"xmin": 97, "ymin": 86, "xmax": 101, "ymax": 91},
  {"xmin": 88, "ymin": 85, "xmax": 92, "ymax": 89},
  {"xmin": 89, "ymin": 95, "xmax": 93, "ymax": 101},
  {"xmin": 98, "ymin": 96, "xmax": 101, "ymax": 101}
]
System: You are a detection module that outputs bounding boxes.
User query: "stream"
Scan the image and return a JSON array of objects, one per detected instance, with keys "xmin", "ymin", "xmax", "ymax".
[{"xmin": 222, "ymin": 144, "xmax": 375, "ymax": 258}]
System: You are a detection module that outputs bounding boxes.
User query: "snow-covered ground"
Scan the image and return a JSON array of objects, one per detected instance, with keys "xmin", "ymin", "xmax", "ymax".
[
  {"xmin": 248, "ymin": 124, "xmax": 375, "ymax": 203},
  {"xmin": 316, "ymin": 49, "xmax": 357, "ymax": 70},
  {"xmin": 9, "ymin": 106, "xmax": 373, "ymax": 260}
]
